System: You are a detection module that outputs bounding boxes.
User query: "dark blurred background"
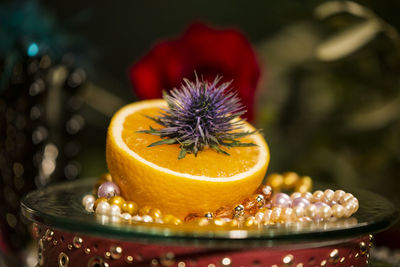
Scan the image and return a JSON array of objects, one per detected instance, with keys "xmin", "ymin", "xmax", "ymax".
[{"xmin": 1, "ymin": 0, "xmax": 400, "ymax": 266}]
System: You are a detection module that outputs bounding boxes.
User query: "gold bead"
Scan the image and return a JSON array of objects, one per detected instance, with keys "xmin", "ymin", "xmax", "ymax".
[
  {"xmin": 163, "ymin": 215, "xmax": 182, "ymax": 225},
  {"xmin": 123, "ymin": 201, "xmax": 138, "ymax": 215},
  {"xmin": 171, "ymin": 217, "xmax": 182, "ymax": 225},
  {"xmin": 282, "ymin": 172, "xmax": 299, "ymax": 189},
  {"xmin": 139, "ymin": 206, "xmax": 152, "ymax": 216},
  {"xmin": 266, "ymin": 173, "xmax": 284, "ymax": 191},
  {"xmin": 85, "ymin": 248, "xmax": 91, "ymax": 254},
  {"xmin": 162, "ymin": 214, "xmax": 175, "ymax": 224},
  {"xmin": 104, "ymin": 251, "xmax": 111, "ymax": 259},
  {"xmin": 295, "ymin": 176, "xmax": 312, "ymax": 193},
  {"xmin": 94, "ymin": 197, "xmax": 107, "ymax": 209},
  {"xmin": 149, "ymin": 208, "xmax": 162, "ymax": 219},
  {"xmin": 108, "ymin": 195, "xmax": 125, "ymax": 208}
]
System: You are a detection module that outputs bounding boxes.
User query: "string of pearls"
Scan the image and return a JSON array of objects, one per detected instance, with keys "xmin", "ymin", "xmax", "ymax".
[
  {"xmin": 82, "ymin": 182, "xmax": 182, "ymax": 226},
  {"xmin": 249, "ymin": 189, "xmax": 359, "ymax": 225},
  {"xmin": 82, "ymin": 173, "xmax": 359, "ymax": 228}
]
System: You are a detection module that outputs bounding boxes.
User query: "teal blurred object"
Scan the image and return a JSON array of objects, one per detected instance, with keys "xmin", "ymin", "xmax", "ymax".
[{"xmin": 0, "ymin": 2, "xmax": 89, "ymax": 264}]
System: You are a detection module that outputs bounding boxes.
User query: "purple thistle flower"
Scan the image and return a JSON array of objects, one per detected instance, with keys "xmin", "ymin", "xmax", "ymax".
[{"xmin": 138, "ymin": 75, "xmax": 259, "ymax": 159}]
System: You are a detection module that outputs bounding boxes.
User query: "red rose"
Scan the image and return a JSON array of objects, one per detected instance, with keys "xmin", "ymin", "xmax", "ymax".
[{"xmin": 129, "ymin": 23, "xmax": 261, "ymax": 121}]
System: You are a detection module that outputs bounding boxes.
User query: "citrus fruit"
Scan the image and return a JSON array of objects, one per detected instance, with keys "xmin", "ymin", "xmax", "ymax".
[{"xmin": 106, "ymin": 99, "xmax": 269, "ymax": 219}]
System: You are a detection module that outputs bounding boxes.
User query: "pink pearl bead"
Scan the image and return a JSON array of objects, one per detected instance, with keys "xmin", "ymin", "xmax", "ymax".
[
  {"xmin": 271, "ymin": 193, "xmax": 292, "ymax": 208},
  {"xmin": 314, "ymin": 201, "xmax": 329, "ymax": 208},
  {"xmin": 98, "ymin": 182, "xmax": 120, "ymax": 198},
  {"xmin": 292, "ymin": 197, "xmax": 310, "ymax": 208}
]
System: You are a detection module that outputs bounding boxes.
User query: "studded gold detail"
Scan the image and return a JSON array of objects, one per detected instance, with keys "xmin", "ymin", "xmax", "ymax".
[
  {"xmin": 126, "ymin": 256, "xmax": 134, "ymax": 263},
  {"xmin": 85, "ymin": 248, "xmax": 91, "ymax": 254},
  {"xmin": 283, "ymin": 254, "xmax": 294, "ymax": 266},
  {"xmin": 369, "ymin": 234, "xmax": 374, "ymax": 247},
  {"xmin": 360, "ymin": 241, "xmax": 368, "ymax": 255},
  {"xmin": 110, "ymin": 245, "xmax": 123, "ymax": 259},
  {"xmin": 73, "ymin": 236, "xmax": 83, "ymax": 248},
  {"xmin": 160, "ymin": 252, "xmax": 175, "ymax": 266},
  {"xmin": 329, "ymin": 249, "xmax": 339, "ymax": 263},
  {"xmin": 221, "ymin": 257, "xmax": 232, "ymax": 266},
  {"xmin": 58, "ymin": 252, "xmax": 69, "ymax": 267},
  {"xmin": 45, "ymin": 229, "xmax": 54, "ymax": 241},
  {"xmin": 38, "ymin": 239, "xmax": 44, "ymax": 266},
  {"xmin": 355, "ymin": 253, "xmax": 359, "ymax": 258},
  {"xmin": 104, "ymin": 251, "xmax": 111, "ymax": 259},
  {"xmin": 53, "ymin": 240, "xmax": 58, "ymax": 246},
  {"xmin": 67, "ymin": 244, "xmax": 72, "ymax": 250},
  {"xmin": 340, "ymin": 257, "xmax": 345, "ymax": 263},
  {"xmin": 151, "ymin": 258, "xmax": 159, "ymax": 266},
  {"xmin": 320, "ymin": 259, "xmax": 327, "ymax": 266},
  {"xmin": 178, "ymin": 262, "xmax": 186, "ymax": 267},
  {"xmin": 88, "ymin": 256, "xmax": 106, "ymax": 267},
  {"xmin": 296, "ymin": 264, "xmax": 304, "ymax": 267}
]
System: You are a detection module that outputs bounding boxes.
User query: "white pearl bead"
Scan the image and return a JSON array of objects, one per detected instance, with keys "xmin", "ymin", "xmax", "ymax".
[
  {"xmin": 332, "ymin": 204, "xmax": 344, "ymax": 218},
  {"xmin": 306, "ymin": 204, "xmax": 317, "ymax": 218},
  {"xmin": 121, "ymin": 213, "xmax": 132, "ymax": 221},
  {"xmin": 294, "ymin": 206, "xmax": 305, "ymax": 218},
  {"xmin": 291, "ymin": 192, "xmax": 302, "ymax": 200},
  {"xmin": 155, "ymin": 218, "xmax": 164, "ymax": 224},
  {"xmin": 262, "ymin": 185, "xmax": 272, "ymax": 195},
  {"xmin": 142, "ymin": 215, "xmax": 153, "ymax": 223},
  {"xmin": 110, "ymin": 215, "xmax": 120, "ymax": 223},
  {"xmin": 312, "ymin": 190, "xmax": 325, "ymax": 202},
  {"xmin": 271, "ymin": 207, "xmax": 282, "ymax": 222},
  {"xmin": 263, "ymin": 209, "xmax": 272, "ymax": 223},
  {"xmin": 109, "ymin": 204, "xmax": 121, "ymax": 216},
  {"xmin": 85, "ymin": 201, "xmax": 94, "ymax": 212},
  {"xmin": 333, "ymin": 190, "xmax": 345, "ymax": 202},
  {"xmin": 95, "ymin": 201, "xmax": 110, "ymax": 215},
  {"xmin": 82, "ymin": 194, "xmax": 95, "ymax": 206},
  {"xmin": 324, "ymin": 189, "xmax": 334, "ymax": 201},
  {"xmin": 131, "ymin": 215, "xmax": 142, "ymax": 222},
  {"xmin": 281, "ymin": 208, "xmax": 294, "ymax": 221},
  {"xmin": 255, "ymin": 211, "xmax": 265, "ymax": 222},
  {"xmin": 317, "ymin": 205, "xmax": 332, "ymax": 219},
  {"xmin": 302, "ymin": 192, "xmax": 313, "ymax": 200},
  {"xmin": 343, "ymin": 203, "xmax": 354, "ymax": 217},
  {"xmin": 340, "ymin": 193, "xmax": 354, "ymax": 204}
]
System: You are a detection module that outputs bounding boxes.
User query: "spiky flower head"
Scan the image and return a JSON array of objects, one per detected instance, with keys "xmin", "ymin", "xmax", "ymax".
[{"xmin": 138, "ymin": 76, "xmax": 258, "ymax": 159}]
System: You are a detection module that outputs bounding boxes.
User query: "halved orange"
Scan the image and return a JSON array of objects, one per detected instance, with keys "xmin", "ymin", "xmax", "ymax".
[{"xmin": 106, "ymin": 99, "xmax": 269, "ymax": 219}]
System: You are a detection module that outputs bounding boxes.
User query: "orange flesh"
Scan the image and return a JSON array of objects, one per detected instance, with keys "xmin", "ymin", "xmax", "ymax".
[{"xmin": 121, "ymin": 107, "xmax": 260, "ymax": 177}]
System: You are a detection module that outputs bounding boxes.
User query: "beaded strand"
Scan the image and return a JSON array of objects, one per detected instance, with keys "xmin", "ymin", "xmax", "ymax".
[{"xmin": 82, "ymin": 172, "xmax": 359, "ymax": 228}]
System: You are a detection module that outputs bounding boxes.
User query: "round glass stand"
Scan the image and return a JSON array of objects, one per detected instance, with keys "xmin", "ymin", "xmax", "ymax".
[{"xmin": 21, "ymin": 178, "xmax": 398, "ymax": 248}]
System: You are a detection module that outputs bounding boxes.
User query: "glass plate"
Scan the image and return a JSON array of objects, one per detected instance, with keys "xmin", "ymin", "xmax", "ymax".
[{"xmin": 21, "ymin": 178, "xmax": 398, "ymax": 248}]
